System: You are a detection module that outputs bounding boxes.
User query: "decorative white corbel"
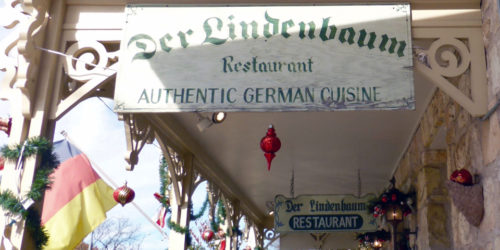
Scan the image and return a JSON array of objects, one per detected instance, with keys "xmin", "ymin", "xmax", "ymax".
[
  {"xmin": 121, "ymin": 113, "xmax": 154, "ymax": 171},
  {"xmin": 55, "ymin": 41, "xmax": 119, "ymax": 120},
  {"xmin": 414, "ymin": 28, "xmax": 487, "ymax": 117},
  {"xmin": 14, "ymin": 0, "xmax": 49, "ymax": 118}
]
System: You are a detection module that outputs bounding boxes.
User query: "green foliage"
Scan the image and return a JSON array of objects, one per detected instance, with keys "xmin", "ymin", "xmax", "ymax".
[
  {"xmin": 0, "ymin": 137, "xmax": 59, "ymax": 249},
  {"xmin": 166, "ymin": 217, "xmax": 189, "ymax": 234},
  {"xmin": 25, "ymin": 208, "xmax": 48, "ymax": 249},
  {"xmin": 158, "ymin": 157, "xmax": 170, "ymax": 208},
  {"xmin": 210, "ymin": 200, "xmax": 226, "ymax": 232},
  {"xmin": 159, "ymin": 156, "xmax": 211, "ymax": 236},
  {"xmin": 28, "ymin": 168, "xmax": 55, "ymax": 201},
  {"xmin": 190, "ymin": 195, "xmax": 208, "ymax": 220},
  {"xmin": 0, "ymin": 190, "xmax": 26, "ymax": 217}
]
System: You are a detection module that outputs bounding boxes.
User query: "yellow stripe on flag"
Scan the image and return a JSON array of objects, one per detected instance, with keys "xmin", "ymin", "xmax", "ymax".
[{"xmin": 43, "ymin": 179, "xmax": 117, "ymax": 250}]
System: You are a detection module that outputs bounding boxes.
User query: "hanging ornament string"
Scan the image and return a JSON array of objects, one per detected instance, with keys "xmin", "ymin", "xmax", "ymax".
[
  {"xmin": 357, "ymin": 168, "xmax": 361, "ymax": 198},
  {"xmin": 290, "ymin": 167, "xmax": 295, "ymax": 198}
]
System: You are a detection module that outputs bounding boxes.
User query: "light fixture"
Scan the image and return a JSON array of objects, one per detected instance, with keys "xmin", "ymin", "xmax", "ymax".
[
  {"xmin": 385, "ymin": 204, "xmax": 403, "ymax": 223},
  {"xmin": 356, "ymin": 230, "xmax": 389, "ymax": 249},
  {"xmin": 265, "ymin": 201, "xmax": 275, "ymax": 215},
  {"xmin": 212, "ymin": 112, "xmax": 226, "ymax": 123},
  {"xmin": 372, "ymin": 239, "xmax": 383, "ymax": 249},
  {"xmin": 384, "ymin": 178, "xmax": 404, "ymax": 250},
  {"xmin": 196, "ymin": 112, "xmax": 227, "ymax": 132}
]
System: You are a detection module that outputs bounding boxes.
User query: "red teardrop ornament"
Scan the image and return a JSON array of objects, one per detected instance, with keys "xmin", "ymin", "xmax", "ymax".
[{"xmin": 260, "ymin": 125, "xmax": 281, "ymax": 171}]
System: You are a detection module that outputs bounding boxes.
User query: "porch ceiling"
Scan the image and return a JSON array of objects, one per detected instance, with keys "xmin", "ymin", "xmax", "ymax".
[
  {"xmin": 62, "ymin": 0, "xmax": 473, "ymax": 227},
  {"xmin": 149, "ymin": 69, "xmax": 435, "ymax": 224}
]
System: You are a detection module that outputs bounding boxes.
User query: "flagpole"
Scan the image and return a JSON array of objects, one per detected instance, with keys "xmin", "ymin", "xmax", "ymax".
[{"xmin": 60, "ymin": 131, "xmax": 169, "ymax": 239}]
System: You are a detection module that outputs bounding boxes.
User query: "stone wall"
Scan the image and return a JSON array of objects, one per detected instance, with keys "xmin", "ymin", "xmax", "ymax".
[{"xmin": 393, "ymin": 1, "xmax": 500, "ymax": 249}]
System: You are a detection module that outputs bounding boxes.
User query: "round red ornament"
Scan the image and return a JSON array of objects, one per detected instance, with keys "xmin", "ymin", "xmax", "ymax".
[
  {"xmin": 113, "ymin": 182, "xmax": 135, "ymax": 206},
  {"xmin": 381, "ymin": 195, "xmax": 388, "ymax": 203},
  {"xmin": 450, "ymin": 170, "xmax": 459, "ymax": 182},
  {"xmin": 202, "ymin": 229, "xmax": 215, "ymax": 242},
  {"xmin": 451, "ymin": 169, "xmax": 473, "ymax": 185},
  {"xmin": 260, "ymin": 125, "xmax": 281, "ymax": 171}
]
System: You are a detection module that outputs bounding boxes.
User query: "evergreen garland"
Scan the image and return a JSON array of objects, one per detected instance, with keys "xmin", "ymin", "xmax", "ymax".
[
  {"xmin": 0, "ymin": 137, "xmax": 59, "ymax": 249},
  {"xmin": 166, "ymin": 217, "xmax": 189, "ymax": 234},
  {"xmin": 159, "ymin": 157, "xmax": 210, "ymax": 236},
  {"xmin": 190, "ymin": 195, "xmax": 209, "ymax": 220},
  {"xmin": 158, "ymin": 157, "xmax": 170, "ymax": 208},
  {"xmin": 165, "ymin": 196, "xmax": 210, "ymax": 234},
  {"xmin": 210, "ymin": 199, "xmax": 226, "ymax": 231}
]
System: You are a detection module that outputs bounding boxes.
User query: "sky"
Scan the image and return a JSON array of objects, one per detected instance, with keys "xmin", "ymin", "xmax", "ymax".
[{"xmin": 0, "ymin": 1, "xmax": 273, "ymax": 249}]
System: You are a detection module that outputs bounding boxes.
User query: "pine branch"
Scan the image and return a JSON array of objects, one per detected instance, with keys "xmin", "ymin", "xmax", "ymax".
[{"xmin": 0, "ymin": 137, "xmax": 58, "ymax": 249}]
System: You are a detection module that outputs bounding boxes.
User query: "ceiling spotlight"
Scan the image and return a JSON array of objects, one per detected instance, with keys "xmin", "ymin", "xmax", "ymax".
[
  {"xmin": 196, "ymin": 112, "xmax": 227, "ymax": 132},
  {"xmin": 212, "ymin": 112, "xmax": 226, "ymax": 123}
]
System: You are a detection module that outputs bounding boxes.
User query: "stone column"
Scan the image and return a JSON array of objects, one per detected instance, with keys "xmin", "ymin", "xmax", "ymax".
[{"xmin": 415, "ymin": 150, "xmax": 451, "ymax": 249}]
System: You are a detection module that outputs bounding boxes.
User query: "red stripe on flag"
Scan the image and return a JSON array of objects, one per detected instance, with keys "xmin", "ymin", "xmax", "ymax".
[
  {"xmin": 156, "ymin": 207, "xmax": 168, "ymax": 228},
  {"xmin": 41, "ymin": 153, "xmax": 101, "ymax": 224}
]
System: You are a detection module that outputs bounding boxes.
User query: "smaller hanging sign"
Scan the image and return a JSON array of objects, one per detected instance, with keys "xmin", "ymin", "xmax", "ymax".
[{"xmin": 274, "ymin": 194, "xmax": 377, "ymax": 233}]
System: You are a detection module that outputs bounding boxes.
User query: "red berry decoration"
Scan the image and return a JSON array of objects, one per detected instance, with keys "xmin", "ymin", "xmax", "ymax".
[
  {"xmin": 260, "ymin": 125, "xmax": 281, "ymax": 171},
  {"xmin": 381, "ymin": 195, "xmax": 388, "ymax": 203},
  {"xmin": 202, "ymin": 229, "xmax": 215, "ymax": 242},
  {"xmin": 452, "ymin": 169, "xmax": 473, "ymax": 185},
  {"xmin": 113, "ymin": 182, "xmax": 135, "ymax": 206}
]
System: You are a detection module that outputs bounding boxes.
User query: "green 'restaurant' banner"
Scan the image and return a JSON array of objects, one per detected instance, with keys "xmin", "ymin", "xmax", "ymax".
[
  {"xmin": 115, "ymin": 5, "xmax": 413, "ymax": 112},
  {"xmin": 274, "ymin": 194, "xmax": 378, "ymax": 233}
]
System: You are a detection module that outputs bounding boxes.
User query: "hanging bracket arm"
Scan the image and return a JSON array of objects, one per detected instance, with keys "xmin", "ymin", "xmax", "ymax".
[{"xmin": 414, "ymin": 28, "xmax": 488, "ymax": 117}]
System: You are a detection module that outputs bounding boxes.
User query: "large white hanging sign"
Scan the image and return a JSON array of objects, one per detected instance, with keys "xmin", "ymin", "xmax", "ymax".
[
  {"xmin": 274, "ymin": 194, "xmax": 378, "ymax": 233},
  {"xmin": 115, "ymin": 5, "xmax": 413, "ymax": 112}
]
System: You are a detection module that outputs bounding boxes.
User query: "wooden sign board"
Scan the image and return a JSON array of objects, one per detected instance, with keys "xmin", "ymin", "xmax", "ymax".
[
  {"xmin": 274, "ymin": 194, "xmax": 378, "ymax": 233},
  {"xmin": 115, "ymin": 5, "xmax": 413, "ymax": 112}
]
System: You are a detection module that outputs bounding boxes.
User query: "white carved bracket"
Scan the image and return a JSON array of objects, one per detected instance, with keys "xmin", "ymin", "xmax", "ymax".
[
  {"xmin": 0, "ymin": 0, "xmax": 49, "ymax": 118},
  {"xmin": 414, "ymin": 28, "xmax": 487, "ymax": 117},
  {"xmin": 263, "ymin": 228, "xmax": 280, "ymax": 249},
  {"xmin": 55, "ymin": 41, "xmax": 118, "ymax": 120},
  {"xmin": 121, "ymin": 113, "xmax": 154, "ymax": 171}
]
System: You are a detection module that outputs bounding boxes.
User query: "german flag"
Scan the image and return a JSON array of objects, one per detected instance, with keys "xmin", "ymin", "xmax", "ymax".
[{"xmin": 41, "ymin": 140, "xmax": 116, "ymax": 249}]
